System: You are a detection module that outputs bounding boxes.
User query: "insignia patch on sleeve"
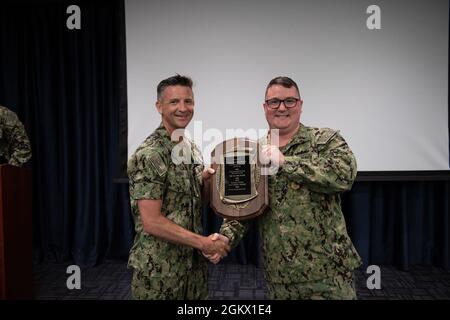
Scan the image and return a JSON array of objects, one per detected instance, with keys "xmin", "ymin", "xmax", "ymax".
[{"xmin": 149, "ymin": 152, "xmax": 167, "ymax": 177}]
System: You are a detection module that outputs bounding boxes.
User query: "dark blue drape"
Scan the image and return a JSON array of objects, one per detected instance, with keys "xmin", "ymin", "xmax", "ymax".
[
  {"xmin": 1, "ymin": 1, "xmax": 448, "ymax": 271},
  {"xmin": 343, "ymin": 181, "xmax": 450, "ymax": 270},
  {"xmin": 0, "ymin": 0, "xmax": 134, "ymax": 266}
]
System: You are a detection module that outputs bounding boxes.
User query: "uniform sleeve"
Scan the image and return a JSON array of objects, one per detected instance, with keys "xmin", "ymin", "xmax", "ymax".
[
  {"xmin": 280, "ymin": 129, "xmax": 357, "ymax": 194},
  {"xmin": 219, "ymin": 218, "xmax": 249, "ymax": 249},
  {"xmin": 127, "ymin": 149, "xmax": 167, "ymax": 200},
  {"xmin": 7, "ymin": 113, "xmax": 32, "ymax": 166}
]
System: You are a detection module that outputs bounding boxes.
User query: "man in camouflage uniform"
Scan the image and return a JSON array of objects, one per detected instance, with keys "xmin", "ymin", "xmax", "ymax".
[
  {"xmin": 218, "ymin": 77, "xmax": 362, "ymax": 299},
  {"xmin": 0, "ymin": 105, "xmax": 31, "ymax": 166},
  {"xmin": 127, "ymin": 75, "xmax": 230, "ymax": 300}
]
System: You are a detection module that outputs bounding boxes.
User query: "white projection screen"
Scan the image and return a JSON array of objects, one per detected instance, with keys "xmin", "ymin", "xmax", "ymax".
[{"xmin": 125, "ymin": 0, "xmax": 449, "ymax": 172}]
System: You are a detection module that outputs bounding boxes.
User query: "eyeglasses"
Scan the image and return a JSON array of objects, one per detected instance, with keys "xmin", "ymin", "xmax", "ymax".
[{"xmin": 265, "ymin": 97, "xmax": 300, "ymax": 109}]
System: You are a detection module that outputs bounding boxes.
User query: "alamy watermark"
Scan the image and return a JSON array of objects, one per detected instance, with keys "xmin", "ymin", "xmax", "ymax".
[
  {"xmin": 169, "ymin": 121, "xmax": 280, "ymax": 175},
  {"xmin": 366, "ymin": 265, "xmax": 381, "ymax": 290},
  {"xmin": 366, "ymin": 5, "xmax": 381, "ymax": 30},
  {"xmin": 66, "ymin": 265, "xmax": 81, "ymax": 290}
]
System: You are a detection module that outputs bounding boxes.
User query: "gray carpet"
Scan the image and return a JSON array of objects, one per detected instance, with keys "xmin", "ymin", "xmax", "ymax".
[{"xmin": 32, "ymin": 261, "xmax": 450, "ymax": 300}]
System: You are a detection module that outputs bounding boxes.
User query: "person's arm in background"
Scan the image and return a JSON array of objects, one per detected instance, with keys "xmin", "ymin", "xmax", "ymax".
[{"xmin": 6, "ymin": 110, "xmax": 32, "ymax": 166}]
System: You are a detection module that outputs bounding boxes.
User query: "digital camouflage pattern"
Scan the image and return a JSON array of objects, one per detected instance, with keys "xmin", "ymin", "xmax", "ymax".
[
  {"xmin": 0, "ymin": 106, "xmax": 31, "ymax": 166},
  {"xmin": 128, "ymin": 123, "xmax": 207, "ymax": 300},
  {"xmin": 266, "ymin": 271, "xmax": 356, "ymax": 300},
  {"xmin": 220, "ymin": 123, "xmax": 362, "ymax": 299}
]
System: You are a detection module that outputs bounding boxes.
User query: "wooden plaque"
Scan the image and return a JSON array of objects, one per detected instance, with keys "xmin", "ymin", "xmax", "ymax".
[{"xmin": 210, "ymin": 138, "xmax": 268, "ymax": 220}]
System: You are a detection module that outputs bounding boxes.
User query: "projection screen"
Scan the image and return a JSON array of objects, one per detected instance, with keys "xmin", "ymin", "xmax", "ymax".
[{"xmin": 125, "ymin": 0, "xmax": 449, "ymax": 172}]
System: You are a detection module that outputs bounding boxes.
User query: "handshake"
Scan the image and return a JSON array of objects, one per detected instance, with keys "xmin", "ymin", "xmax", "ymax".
[{"xmin": 201, "ymin": 233, "xmax": 230, "ymax": 264}]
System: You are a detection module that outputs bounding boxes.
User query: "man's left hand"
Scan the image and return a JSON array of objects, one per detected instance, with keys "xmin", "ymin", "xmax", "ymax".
[{"xmin": 202, "ymin": 167, "xmax": 215, "ymax": 182}]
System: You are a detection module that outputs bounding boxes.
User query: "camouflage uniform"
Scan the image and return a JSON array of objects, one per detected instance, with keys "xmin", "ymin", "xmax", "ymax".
[
  {"xmin": 0, "ymin": 106, "xmax": 31, "ymax": 166},
  {"xmin": 220, "ymin": 123, "xmax": 362, "ymax": 299},
  {"xmin": 128, "ymin": 123, "xmax": 207, "ymax": 300}
]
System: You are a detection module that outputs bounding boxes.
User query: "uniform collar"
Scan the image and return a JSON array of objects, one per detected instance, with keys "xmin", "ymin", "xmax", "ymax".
[
  {"xmin": 154, "ymin": 122, "xmax": 180, "ymax": 148},
  {"xmin": 155, "ymin": 122, "xmax": 195, "ymax": 165},
  {"xmin": 155, "ymin": 122, "xmax": 170, "ymax": 140}
]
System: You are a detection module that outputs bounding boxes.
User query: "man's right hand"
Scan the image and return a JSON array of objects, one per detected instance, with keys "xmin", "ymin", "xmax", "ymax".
[{"xmin": 201, "ymin": 233, "xmax": 230, "ymax": 263}]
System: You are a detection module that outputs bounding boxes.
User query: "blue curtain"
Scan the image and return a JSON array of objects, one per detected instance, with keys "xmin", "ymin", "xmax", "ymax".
[
  {"xmin": 343, "ymin": 181, "xmax": 450, "ymax": 270},
  {"xmin": 0, "ymin": 0, "xmax": 134, "ymax": 266}
]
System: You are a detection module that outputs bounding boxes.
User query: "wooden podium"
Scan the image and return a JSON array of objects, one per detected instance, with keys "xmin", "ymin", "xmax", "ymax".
[{"xmin": 0, "ymin": 164, "xmax": 33, "ymax": 299}]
